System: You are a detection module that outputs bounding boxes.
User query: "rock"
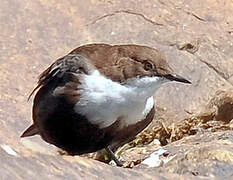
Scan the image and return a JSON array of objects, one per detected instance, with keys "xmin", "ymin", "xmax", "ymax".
[
  {"xmin": 0, "ymin": 0, "xmax": 233, "ymax": 179},
  {"xmin": 198, "ymin": 90, "xmax": 233, "ymax": 124},
  {"xmin": 142, "ymin": 89, "xmax": 233, "ymax": 146},
  {"xmin": 135, "ymin": 131, "xmax": 233, "ymax": 179}
]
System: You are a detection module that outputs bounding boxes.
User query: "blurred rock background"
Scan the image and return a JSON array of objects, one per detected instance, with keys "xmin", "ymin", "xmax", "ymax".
[{"xmin": 0, "ymin": 0, "xmax": 233, "ymax": 179}]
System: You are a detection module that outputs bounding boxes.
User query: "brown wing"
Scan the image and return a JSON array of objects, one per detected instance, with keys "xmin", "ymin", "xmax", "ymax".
[
  {"xmin": 28, "ymin": 54, "xmax": 94, "ymax": 101},
  {"xmin": 27, "ymin": 57, "xmax": 63, "ymax": 101},
  {"xmin": 28, "ymin": 44, "xmax": 118, "ymax": 101}
]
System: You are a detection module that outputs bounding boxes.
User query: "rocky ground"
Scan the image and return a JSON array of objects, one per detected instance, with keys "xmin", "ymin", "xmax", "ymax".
[{"xmin": 0, "ymin": 0, "xmax": 233, "ymax": 179}]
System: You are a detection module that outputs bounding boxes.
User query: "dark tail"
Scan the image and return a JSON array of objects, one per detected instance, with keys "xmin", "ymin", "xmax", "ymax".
[{"xmin": 21, "ymin": 124, "xmax": 39, "ymax": 137}]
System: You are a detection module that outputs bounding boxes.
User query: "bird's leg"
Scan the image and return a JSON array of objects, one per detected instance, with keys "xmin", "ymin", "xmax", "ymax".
[{"xmin": 105, "ymin": 146, "xmax": 123, "ymax": 167}]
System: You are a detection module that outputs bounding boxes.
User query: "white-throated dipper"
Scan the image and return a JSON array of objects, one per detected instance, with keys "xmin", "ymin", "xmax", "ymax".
[{"xmin": 21, "ymin": 44, "xmax": 191, "ymax": 166}]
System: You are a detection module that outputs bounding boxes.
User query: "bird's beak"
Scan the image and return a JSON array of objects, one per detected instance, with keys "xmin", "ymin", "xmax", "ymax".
[{"xmin": 165, "ymin": 74, "xmax": 191, "ymax": 84}]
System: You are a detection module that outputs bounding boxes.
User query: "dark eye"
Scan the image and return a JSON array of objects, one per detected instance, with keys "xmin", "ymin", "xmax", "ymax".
[{"xmin": 144, "ymin": 61, "xmax": 153, "ymax": 71}]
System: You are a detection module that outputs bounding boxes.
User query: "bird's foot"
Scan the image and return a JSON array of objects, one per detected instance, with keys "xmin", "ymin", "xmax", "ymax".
[{"xmin": 105, "ymin": 147, "xmax": 123, "ymax": 167}]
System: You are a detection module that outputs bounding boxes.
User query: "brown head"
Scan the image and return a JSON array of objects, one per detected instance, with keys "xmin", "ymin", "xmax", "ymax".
[{"xmin": 110, "ymin": 44, "xmax": 191, "ymax": 84}]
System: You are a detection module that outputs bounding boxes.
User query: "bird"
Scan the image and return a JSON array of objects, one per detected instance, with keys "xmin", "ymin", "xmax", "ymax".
[{"xmin": 21, "ymin": 43, "xmax": 191, "ymax": 166}]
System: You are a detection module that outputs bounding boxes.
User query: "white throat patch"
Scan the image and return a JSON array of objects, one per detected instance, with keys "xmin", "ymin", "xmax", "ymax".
[{"xmin": 74, "ymin": 70, "xmax": 164, "ymax": 128}]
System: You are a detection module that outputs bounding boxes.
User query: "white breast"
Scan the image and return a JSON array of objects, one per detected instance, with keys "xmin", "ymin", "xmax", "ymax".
[{"xmin": 74, "ymin": 70, "xmax": 165, "ymax": 129}]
